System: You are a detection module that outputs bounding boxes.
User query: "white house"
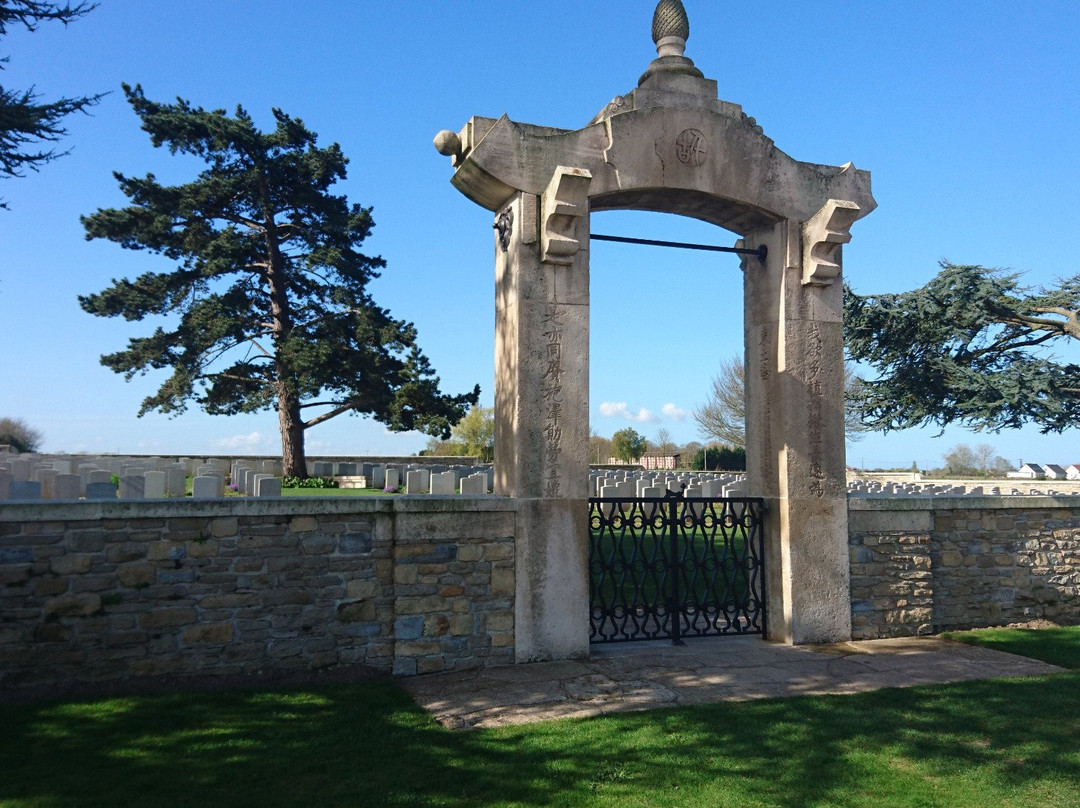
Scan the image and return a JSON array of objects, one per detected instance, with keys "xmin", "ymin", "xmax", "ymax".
[
  {"xmin": 1044, "ymin": 464, "xmax": 1068, "ymax": 480},
  {"xmin": 1007, "ymin": 463, "xmax": 1044, "ymax": 479},
  {"xmin": 1066, "ymin": 464, "xmax": 1080, "ymax": 480}
]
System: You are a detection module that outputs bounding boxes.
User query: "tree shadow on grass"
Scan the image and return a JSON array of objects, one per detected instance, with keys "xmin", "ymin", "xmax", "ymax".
[{"xmin": 1, "ymin": 672, "xmax": 1078, "ymax": 807}]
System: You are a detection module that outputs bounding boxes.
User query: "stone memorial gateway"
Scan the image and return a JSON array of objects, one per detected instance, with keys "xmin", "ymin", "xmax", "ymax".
[{"xmin": 435, "ymin": 0, "xmax": 876, "ymax": 659}]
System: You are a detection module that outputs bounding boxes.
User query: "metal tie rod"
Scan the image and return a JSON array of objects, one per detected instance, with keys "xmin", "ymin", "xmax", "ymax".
[{"xmin": 591, "ymin": 233, "xmax": 767, "ymax": 262}]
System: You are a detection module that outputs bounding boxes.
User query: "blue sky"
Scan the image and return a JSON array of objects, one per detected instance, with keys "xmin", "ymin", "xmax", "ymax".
[{"xmin": 1, "ymin": 0, "xmax": 1078, "ymax": 470}]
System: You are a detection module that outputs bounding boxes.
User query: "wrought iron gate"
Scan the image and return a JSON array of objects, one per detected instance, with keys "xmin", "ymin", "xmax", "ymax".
[{"xmin": 588, "ymin": 492, "xmax": 766, "ymax": 644}]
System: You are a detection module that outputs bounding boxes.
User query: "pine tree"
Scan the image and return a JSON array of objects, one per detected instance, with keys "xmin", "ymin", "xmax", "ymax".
[
  {"xmin": 844, "ymin": 262, "xmax": 1080, "ymax": 434},
  {"xmin": 80, "ymin": 85, "xmax": 478, "ymax": 476},
  {"xmin": 0, "ymin": 1, "xmax": 101, "ymax": 206}
]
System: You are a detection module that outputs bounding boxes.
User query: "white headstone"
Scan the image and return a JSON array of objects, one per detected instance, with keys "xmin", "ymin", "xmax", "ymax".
[
  {"xmin": 34, "ymin": 468, "xmax": 59, "ymax": 499},
  {"xmin": 430, "ymin": 471, "xmax": 456, "ymax": 495},
  {"xmin": 166, "ymin": 466, "xmax": 187, "ymax": 497},
  {"xmin": 405, "ymin": 469, "xmax": 424, "ymax": 494},
  {"xmin": 54, "ymin": 474, "xmax": 81, "ymax": 500},
  {"xmin": 460, "ymin": 473, "xmax": 487, "ymax": 494},
  {"xmin": 191, "ymin": 476, "xmax": 220, "ymax": 498},
  {"xmin": 85, "ymin": 481, "xmax": 117, "ymax": 499},
  {"xmin": 255, "ymin": 475, "xmax": 282, "ymax": 497},
  {"xmin": 118, "ymin": 474, "xmax": 145, "ymax": 499},
  {"xmin": 143, "ymin": 470, "xmax": 167, "ymax": 499}
]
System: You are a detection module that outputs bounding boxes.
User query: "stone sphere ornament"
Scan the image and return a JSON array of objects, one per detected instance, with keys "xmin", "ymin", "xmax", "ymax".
[{"xmin": 433, "ymin": 129, "xmax": 461, "ymax": 158}]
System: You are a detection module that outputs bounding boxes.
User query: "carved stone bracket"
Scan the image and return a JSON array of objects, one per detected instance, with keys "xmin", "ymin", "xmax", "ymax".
[
  {"xmin": 801, "ymin": 199, "xmax": 860, "ymax": 286},
  {"xmin": 541, "ymin": 166, "xmax": 592, "ymax": 265}
]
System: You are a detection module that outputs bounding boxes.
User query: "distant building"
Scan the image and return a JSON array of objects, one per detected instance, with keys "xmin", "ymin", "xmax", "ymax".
[
  {"xmin": 640, "ymin": 452, "xmax": 680, "ymax": 470},
  {"xmin": 1007, "ymin": 463, "xmax": 1044, "ymax": 479},
  {"xmin": 1006, "ymin": 462, "xmax": 1071, "ymax": 479},
  {"xmin": 608, "ymin": 452, "xmax": 680, "ymax": 470}
]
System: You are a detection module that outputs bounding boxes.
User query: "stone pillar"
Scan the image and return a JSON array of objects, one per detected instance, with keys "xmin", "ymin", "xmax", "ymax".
[
  {"xmin": 744, "ymin": 210, "xmax": 853, "ymax": 644},
  {"xmin": 493, "ymin": 167, "xmax": 591, "ymax": 662}
]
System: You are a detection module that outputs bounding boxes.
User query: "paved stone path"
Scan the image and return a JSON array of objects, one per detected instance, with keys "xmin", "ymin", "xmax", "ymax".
[{"xmin": 401, "ymin": 635, "xmax": 1064, "ymax": 730}]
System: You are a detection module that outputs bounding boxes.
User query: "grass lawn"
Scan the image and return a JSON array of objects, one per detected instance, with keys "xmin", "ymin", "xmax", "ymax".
[
  {"xmin": 2, "ymin": 635, "xmax": 1078, "ymax": 807},
  {"xmin": 943, "ymin": 624, "xmax": 1080, "ymax": 669}
]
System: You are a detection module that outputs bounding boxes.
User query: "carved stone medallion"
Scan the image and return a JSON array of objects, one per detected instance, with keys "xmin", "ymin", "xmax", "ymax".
[{"xmin": 675, "ymin": 128, "xmax": 707, "ymax": 167}]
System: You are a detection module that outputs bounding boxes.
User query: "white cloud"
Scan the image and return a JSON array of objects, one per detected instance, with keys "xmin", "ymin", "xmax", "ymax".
[
  {"xmin": 211, "ymin": 431, "xmax": 270, "ymax": 452},
  {"xmin": 598, "ymin": 402, "xmax": 659, "ymax": 423},
  {"xmin": 661, "ymin": 403, "xmax": 689, "ymax": 421}
]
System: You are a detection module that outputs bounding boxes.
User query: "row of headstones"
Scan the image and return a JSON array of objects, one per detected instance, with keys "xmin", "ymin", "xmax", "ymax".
[
  {"xmin": 847, "ymin": 480, "xmax": 1080, "ymax": 497},
  {"xmin": 0, "ymin": 453, "xmax": 495, "ymax": 500},
  {"xmin": 0, "ymin": 454, "xmax": 283, "ymax": 501},
  {"xmin": 189, "ymin": 459, "xmax": 284, "ymax": 499},
  {"xmin": 590, "ymin": 470, "xmax": 748, "ymax": 499},
  {"xmin": 401, "ymin": 466, "xmax": 493, "ymax": 495},
  {"xmin": 316, "ymin": 460, "xmax": 493, "ymax": 493},
  {"xmin": 0, "ymin": 454, "xmax": 273, "ymax": 479}
]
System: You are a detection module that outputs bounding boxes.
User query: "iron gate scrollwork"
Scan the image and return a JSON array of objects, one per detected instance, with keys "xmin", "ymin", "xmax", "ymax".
[{"xmin": 588, "ymin": 492, "xmax": 765, "ymax": 643}]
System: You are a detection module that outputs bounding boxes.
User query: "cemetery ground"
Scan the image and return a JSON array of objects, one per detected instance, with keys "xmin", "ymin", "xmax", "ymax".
[{"xmin": 1, "ymin": 628, "xmax": 1077, "ymax": 807}]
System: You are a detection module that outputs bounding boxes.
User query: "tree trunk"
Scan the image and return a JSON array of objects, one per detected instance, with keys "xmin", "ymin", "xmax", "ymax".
[
  {"xmin": 256, "ymin": 177, "xmax": 303, "ymax": 478},
  {"xmin": 279, "ymin": 388, "xmax": 307, "ymax": 478}
]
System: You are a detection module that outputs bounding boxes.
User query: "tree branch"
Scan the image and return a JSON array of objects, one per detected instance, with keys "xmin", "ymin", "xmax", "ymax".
[{"xmin": 303, "ymin": 401, "xmax": 357, "ymax": 429}]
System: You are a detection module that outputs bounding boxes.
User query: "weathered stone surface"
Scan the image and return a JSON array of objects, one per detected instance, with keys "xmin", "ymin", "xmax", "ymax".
[
  {"xmin": 434, "ymin": 4, "xmax": 878, "ymax": 653},
  {"xmin": 140, "ymin": 608, "xmax": 198, "ymax": 628},
  {"xmin": 49, "ymin": 555, "xmax": 91, "ymax": 575},
  {"xmin": 0, "ymin": 564, "xmax": 31, "ymax": 585},
  {"xmin": 45, "ymin": 594, "xmax": 101, "ymax": 618},
  {"xmin": 182, "ymin": 623, "xmax": 234, "ymax": 644},
  {"xmin": 117, "ymin": 563, "xmax": 156, "ymax": 588},
  {"xmin": 340, "ymin": 532, "xmax": 372, "ymax": 554},
  {"xmin": 395, "ymin": 616, "xmax": 424, "ymax": 640},
  {"xmin": 345, "ymin": 579, "xmax": 379, "ymax": 599},
  {"xmin": 289, "ymin": 516, "xmax": 317, "ymax": 533},
  {"xmin": 188, "ymin": 539, "xmax": 219, "ymax": 558},
  {"xmin": 3, "ymin": 484, "xmax": 511, "ymax": 692},
  {"xmin": 850, "ymin": 500, "xmax": 1080, "ymax": 639},
  {"xmin": 337, "ymin": 600, "xmax": 376, "ymax": 623}
]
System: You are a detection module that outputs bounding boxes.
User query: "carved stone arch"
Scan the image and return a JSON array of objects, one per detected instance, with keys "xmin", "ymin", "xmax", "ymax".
[{"xmin": 436, "ymin": 1, "xmax": 875, "ymax": 660}]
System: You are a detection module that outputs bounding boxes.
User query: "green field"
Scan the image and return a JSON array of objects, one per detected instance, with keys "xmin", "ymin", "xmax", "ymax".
[
  {"xmin": 944, "ymin": 624, "xmax": 1080, "ymax": 669},
  {"xmin": 2, "ymin": 629, "xmax": 1078, "ymax": 807}
]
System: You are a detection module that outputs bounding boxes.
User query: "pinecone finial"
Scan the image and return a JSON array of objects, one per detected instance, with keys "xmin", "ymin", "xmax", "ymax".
[
  {"xmin": 652, "ymin": 0, "xmax": 690, "ymax": 46},
  {"xmin": 639, "ymin": 0, "xmax": 704, "ymax": 84}
]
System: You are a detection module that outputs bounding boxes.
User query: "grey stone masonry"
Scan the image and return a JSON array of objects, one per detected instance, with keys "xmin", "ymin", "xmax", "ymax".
[
  {"xmin": 0, "ymin": 497, "xmax": 516, "ymax": 693},
  {"xmin": 849, "ymin": 497, "xmax": 1080, "ymax": 639}
]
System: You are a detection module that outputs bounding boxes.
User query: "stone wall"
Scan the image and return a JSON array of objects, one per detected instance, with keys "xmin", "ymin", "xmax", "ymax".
[
  {"xmin": 849, "ymin": 497, "xmax": 1080, "ymax": 639},
  {"xmin": 0, "ymin": 497, "xmax": 515, "ymax": 693}
]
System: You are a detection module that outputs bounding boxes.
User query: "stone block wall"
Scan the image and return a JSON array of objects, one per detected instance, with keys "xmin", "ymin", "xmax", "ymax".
[
  {"xmin": 849, "ymin": 498, "xmax": 1080, "ymax": 639},
  {"xmin": 0, "ymin": 497, "xmax": 515, "ymax": 693}
]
